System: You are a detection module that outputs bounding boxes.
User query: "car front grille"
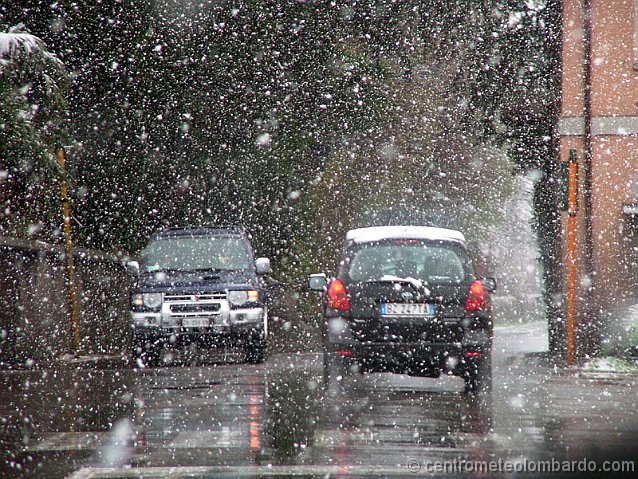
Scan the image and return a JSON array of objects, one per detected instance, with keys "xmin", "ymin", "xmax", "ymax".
[
  {"xmin": 164, "ymin": 292, "xmax": 227, "ymax": 302},
  {"xmin": 170, "ymin": 303, "xmax": 221, "ymax": 313},
  {"xmin": 163, "ymin": 293, "xmax": 226, "ymax": 327}
]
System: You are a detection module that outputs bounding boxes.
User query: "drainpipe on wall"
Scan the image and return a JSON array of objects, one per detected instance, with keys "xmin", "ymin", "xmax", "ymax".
[{"xmin": 582, "ymin": 0, "xmax": 598, "ymax": 357}]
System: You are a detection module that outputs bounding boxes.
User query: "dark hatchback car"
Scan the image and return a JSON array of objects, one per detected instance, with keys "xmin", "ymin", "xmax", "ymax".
[
  {"xmin": 128, "ymin": 226, "xmax": 271, "ymax": 366},
  {"xmin": 309, "ymin": 225, "xmax": 496, "ymax": 392}
]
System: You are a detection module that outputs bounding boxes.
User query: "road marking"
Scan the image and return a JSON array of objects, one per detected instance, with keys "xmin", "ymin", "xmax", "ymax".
[{"xmin": 27, "ymin": 432, "xmax": 108, "ymax": 452}]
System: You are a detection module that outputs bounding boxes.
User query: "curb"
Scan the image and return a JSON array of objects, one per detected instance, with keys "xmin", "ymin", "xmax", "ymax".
[{"xmin": 53, "ymin": 353, "xmax": 131, "ymax": 370}]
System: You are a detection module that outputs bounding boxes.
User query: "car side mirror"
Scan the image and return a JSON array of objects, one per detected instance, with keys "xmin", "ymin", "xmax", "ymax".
[
  {"xmin": 125, "ymin": 260, "xmax": 140, "ymax": 276},
  {"xmin": 255, "ymin": 257, "xmax": 272, "ymax": 275},
  {"xmin": 308, "ymin": 273, "xmax": 328, "ymax": 292},
  {"xmin": 483, "ymin": 277, "xmax": 497, "ymax": 293}
]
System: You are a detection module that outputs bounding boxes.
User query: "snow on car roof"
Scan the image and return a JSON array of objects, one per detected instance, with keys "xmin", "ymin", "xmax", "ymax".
[{"xmin": 346, "ymin": 225, "xmax": 466, "ymax": 244}]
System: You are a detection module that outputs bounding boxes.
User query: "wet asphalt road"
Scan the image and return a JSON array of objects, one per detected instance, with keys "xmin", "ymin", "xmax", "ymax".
[{"xmin": 2, "ymin": 321, "xmax": 638, "ymax": 479}]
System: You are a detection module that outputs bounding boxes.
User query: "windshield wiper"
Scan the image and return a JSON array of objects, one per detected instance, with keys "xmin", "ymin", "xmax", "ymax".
[
  {"xmin": 188, "ymin": 268, "xmax": 232, "ymax": 273},
  {"xmin": 144, "ymin": 267, "xmax": 246, "ymax": 274},
  {"xmin": 143, "ymin": 267, "xmax": 187, "ymax": 274}
]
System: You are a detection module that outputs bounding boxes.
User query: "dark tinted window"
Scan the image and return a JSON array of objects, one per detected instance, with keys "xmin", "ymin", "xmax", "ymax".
[{"xmin": 344, "ymin": 240, "xmax": 470, "ymax": 284}]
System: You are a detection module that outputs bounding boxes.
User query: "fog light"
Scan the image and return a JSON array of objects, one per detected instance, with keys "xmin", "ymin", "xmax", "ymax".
[
  {"xmin": 445, "ymin": 356, "xmax": 459, "ymax": 370},
  {"xmin": 328, "ymin": 318, "xmax": 348, "ymax": 334}
]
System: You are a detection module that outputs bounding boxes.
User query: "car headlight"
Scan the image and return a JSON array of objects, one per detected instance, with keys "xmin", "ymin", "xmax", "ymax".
[
  {"xmin": 132, "ymin": 293, "xmax": 163, "ymax": 309},
  {"xmin": 228, "ymin": 290, "xmax": 259, "ymax": 307}
]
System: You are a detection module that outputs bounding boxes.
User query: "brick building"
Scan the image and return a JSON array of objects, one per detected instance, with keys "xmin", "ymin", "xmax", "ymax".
[{"xmin": 559, "ymin": 0, "xmax": 638, "ymax": 351}]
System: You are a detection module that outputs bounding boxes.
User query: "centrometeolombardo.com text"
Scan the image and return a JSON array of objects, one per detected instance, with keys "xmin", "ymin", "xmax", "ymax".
[{"xmin": 406, "ymin": 457, "xmax": 635, "ymax": 474}]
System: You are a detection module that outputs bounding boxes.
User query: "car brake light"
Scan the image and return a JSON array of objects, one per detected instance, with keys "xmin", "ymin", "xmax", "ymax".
[
  {"xmin": 327, "ymin": 279, "xmax": 350, "ymax": 311},
  {"xmin": 465, "ymin": 280, "xmax": 488, "ymax": 312}
]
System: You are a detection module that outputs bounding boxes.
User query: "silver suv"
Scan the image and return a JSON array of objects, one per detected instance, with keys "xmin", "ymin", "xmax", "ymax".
[{"xmin": 129, "ymin": 226, "xmax": 271, "ymax": 366}]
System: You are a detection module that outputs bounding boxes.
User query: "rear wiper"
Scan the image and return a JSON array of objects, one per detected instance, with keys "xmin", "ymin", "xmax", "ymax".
[{"xmin": 376, "ymin": 275, "xmax": 431, "ymax": 295}]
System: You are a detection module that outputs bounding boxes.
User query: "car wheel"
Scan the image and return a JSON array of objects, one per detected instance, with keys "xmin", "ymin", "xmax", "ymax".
[
  {"xmin": 132, "ymin": 346, "xmax": 159, "ymax": 368},
  {"xmin": 245, "ymin": 334, "xmax": 267, "ymax": 364},
  {"xmin": 131, "ymin": 337, "xmax": 160, "ymax": 368},
  {"xmin": 322, "ymin": 349, "xmax": 358, "ymax": 386},
  {"xmin": 463, "ymin": 352, "xmax": 492, "ymax": 394},
  {"xmin": 322, "ymin": 350, "xmax": 336, "ymax": 385}
]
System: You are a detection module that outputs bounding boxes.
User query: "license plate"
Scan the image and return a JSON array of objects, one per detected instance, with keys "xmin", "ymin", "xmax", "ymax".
[
  {"xmin": 182, "ymin": 318, "xmax": 210, "ymax": 328},
  {"xmin": 380, "ymin": 303, "xmax": 435, "ymax": 316}
]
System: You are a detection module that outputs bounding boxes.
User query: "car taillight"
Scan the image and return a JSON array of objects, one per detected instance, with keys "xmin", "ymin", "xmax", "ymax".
[
  {"xmin": 465, "ymin": 280, "xmax": 488, "ymax": 312},
  {"xmin": 327, "ymin": 279, "xmax": 350, "ymax": 311}
]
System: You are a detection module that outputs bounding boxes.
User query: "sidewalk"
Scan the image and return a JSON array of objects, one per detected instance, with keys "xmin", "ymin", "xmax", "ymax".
[
  {"xmin": 54, "ymin": 353, "xmax": 130, "ymax": 370},
  {"xmin": 489, "ymin": 341, "xmax": 638, "ymax": 477},
  {"xmin": 0, "ymin": 353, "xmax": 130, "ymax": 371}
]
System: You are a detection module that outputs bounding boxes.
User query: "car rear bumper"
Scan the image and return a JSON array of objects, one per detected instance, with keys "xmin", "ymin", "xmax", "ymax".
[{"xmin": 324, "ymin": 340, "xmax": 489, "ymax": 376}]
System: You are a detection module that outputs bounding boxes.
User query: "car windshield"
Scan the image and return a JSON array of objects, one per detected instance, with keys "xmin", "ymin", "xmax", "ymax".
[
  {"xmin": 346, "ymin": 241, "xmax": 468, "ymax": 284},
  {"xmin": 141, "ymin": 236, "xmax": 252, "ymax": 272}
]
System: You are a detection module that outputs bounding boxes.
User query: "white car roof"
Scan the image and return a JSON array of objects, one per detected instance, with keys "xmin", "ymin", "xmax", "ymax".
[{"xmin": 346, "ymin": 225, "xmax": 466, "ymax": 244}]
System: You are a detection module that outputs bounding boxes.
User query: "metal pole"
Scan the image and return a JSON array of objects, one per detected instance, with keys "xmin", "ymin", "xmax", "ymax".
[
  {"xmin": 582, "ymin": 0, "xmax": 596, "ymax": 356},
  {"xmin": 566, "ymin": 149, "xmax": 578, "ymax": 366},
  {"xmin": 56, "ymin": 146, "xmax": 80, "ymax": 353}
]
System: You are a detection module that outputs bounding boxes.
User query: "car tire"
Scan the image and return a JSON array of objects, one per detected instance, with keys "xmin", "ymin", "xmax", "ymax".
[
  {"xmin": 322, "ymin": 350, "xmax": 336, "ymax": 385},
  {"xmin": 245, "ymin": 334, "xmax": 267, "ymax": 364},
  {"xmin": 322, "ymin": 348, "xmax": 357, "ymax": 386},
  {"xmin": 131, "ymin": 346, "xmax": 159, "ymax": 368},
  {"xmin": 131, "ymin": 336, "xmax": 160, "ymax": 368},
  {"xmin": 463, "ymin": 351, "xmax": 492, "ymax": 394}
]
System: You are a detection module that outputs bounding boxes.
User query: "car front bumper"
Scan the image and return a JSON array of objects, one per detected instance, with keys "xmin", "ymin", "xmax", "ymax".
[{"xmin": 131, "ymin": 306, "xmax": 266, "ymax": 347}]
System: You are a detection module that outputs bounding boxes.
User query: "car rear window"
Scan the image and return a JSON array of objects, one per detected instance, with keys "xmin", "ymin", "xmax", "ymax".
[{"xmin": 344, "ymin": 240, "xmax": 469, "ymax": 284}]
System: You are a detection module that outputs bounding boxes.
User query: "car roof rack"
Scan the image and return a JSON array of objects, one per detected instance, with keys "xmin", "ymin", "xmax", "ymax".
[{"xmin": 152, "ymin": 225, "xmax": 248, "ymax": 238}]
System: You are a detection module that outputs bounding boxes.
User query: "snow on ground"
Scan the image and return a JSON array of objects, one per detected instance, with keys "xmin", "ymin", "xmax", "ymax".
[{"xmin": 582, "ymin": 356, "xmax": 638, "ymax": 373}]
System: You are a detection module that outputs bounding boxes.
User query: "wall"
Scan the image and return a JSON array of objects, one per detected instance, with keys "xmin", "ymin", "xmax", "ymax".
[
  {"xmin": 560, "ymin": 0, "xmax": 638, "ymax": 323},
  {"xmin": 0, "ymin": 236, "xmax": 132, "ymax": 367}
]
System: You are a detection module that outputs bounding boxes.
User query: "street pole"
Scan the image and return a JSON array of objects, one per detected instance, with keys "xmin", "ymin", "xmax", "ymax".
[
  {"xmin": 579, "ymin": 0, "xmax": 597, "ymax": 359},
  {"xmin": 56, "ymin": 146, "xmax": 80, "ymax": 353},
  {"xmin": 566, "ymin": 149, "xmax": 578, "ymax": 366}
]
